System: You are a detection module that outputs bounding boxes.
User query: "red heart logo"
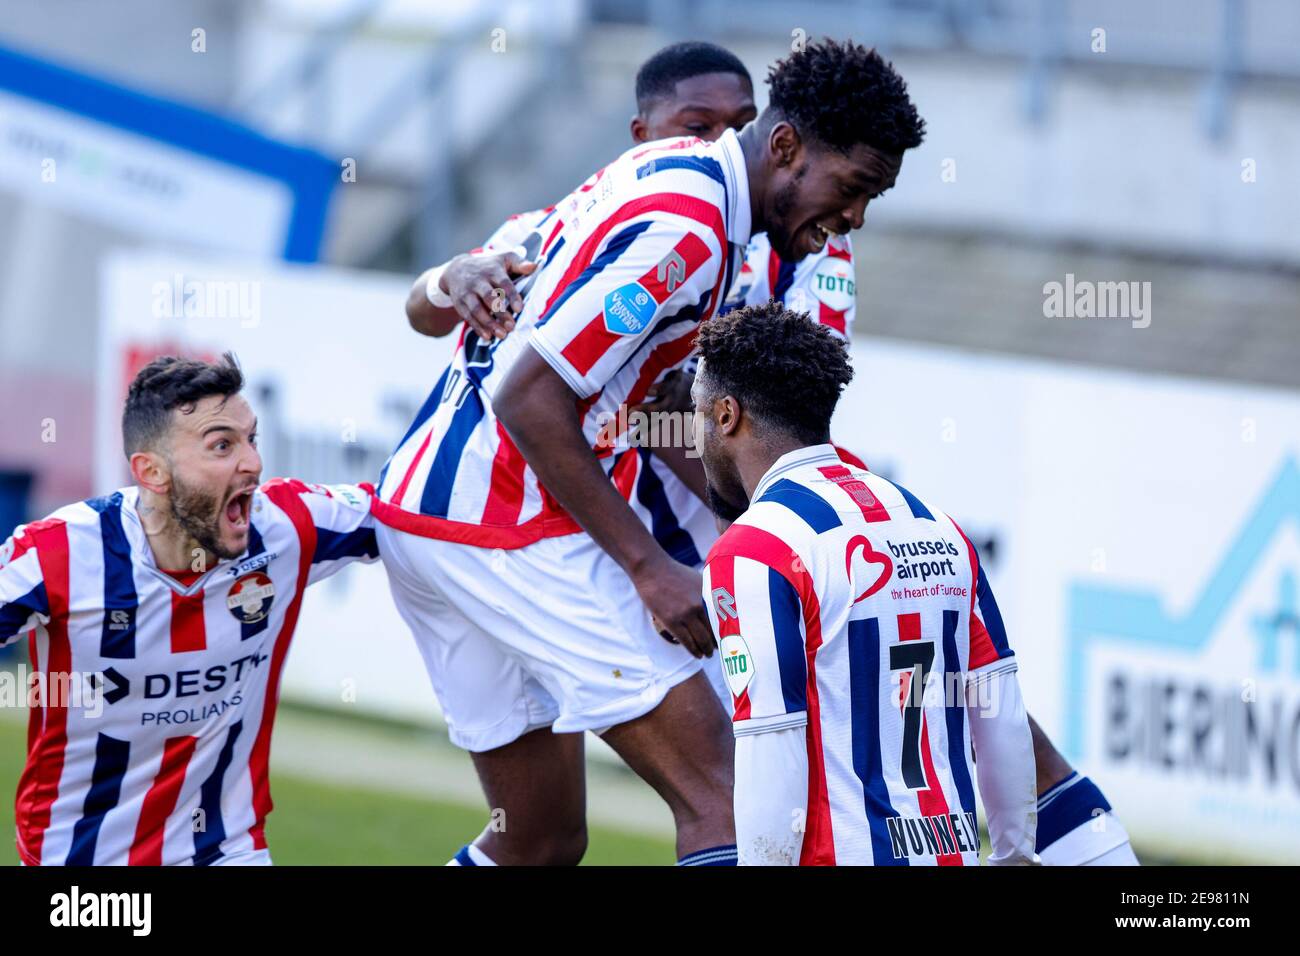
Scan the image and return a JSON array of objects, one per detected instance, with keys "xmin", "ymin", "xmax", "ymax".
[{"xmin": 845, "ymin": 535, "xmax": 893, "ymax": 603}]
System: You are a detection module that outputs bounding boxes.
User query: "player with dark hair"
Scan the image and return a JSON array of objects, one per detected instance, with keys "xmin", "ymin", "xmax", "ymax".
[
  {"xmin": 631, "ymin": 41, "xmax": 756, "ymax": 145},
  {"xmin": 693, "ymin": 301, "xmax": 1037, "ymax": 865},
  {"xmin": 374, "ymin": 37, "xmax": 926, "ymax": 867},
  {"xmin": 405, "ymin": 41, "xmax": 868, "ymax": 555},
  {"xmin": 0, "ymin": 353, "xmax": 378, "ymax": 865}
]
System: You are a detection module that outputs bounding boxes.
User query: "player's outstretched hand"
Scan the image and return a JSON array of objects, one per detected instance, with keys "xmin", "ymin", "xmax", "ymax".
[
  {"xmin": 443, "ymin": 251, "xmax": 538, "ymax": 341},
  {"xmin": 633, "ymin": 556, "xmax": 715, "ymax": 659}
]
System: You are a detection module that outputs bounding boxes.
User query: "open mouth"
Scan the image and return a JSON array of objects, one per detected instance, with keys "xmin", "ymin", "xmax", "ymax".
[
  {"xmin": 224, "ymin": 488, "xmax": 254, "ymax": 530},
  {"xmin": 808, "ymin": 222, "xmax": 837, "ymax": 254}
]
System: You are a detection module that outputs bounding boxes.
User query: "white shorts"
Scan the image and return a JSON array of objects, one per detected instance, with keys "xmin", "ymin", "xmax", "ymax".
[{"xmin": 376, "ymin": 525, "xmax": 704, "ymax": 752}]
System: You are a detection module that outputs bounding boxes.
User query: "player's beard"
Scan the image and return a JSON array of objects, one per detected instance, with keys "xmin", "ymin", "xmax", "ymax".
[
  {"xmin": 766, "ymin": 165, "xmax": 806, "ymax": 261},
  {"xmin": 705, "ymin": 481, "xmax": 748, "ymax": 523},
  {"xmin": 169, "ymin": 472, "xmax": 241, "ymax": 562}
]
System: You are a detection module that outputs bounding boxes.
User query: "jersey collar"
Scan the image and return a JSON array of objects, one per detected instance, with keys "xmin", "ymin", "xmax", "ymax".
[
  {"xmin": 715, "ymin": 128, "xmax": 752, "ymax": 249},
  {"xmin": 751, "ymin": 443, "xmax": 842, "ymax": 501},
  {"xmin": 118, "ymin": 485, "xmax": 244, "ymax": 596}
]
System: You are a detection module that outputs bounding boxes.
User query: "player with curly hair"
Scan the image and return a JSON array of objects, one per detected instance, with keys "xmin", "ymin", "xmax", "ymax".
[{"xmin": 693, "ymin": 301, "xmax": 1038, "ymax": 865}]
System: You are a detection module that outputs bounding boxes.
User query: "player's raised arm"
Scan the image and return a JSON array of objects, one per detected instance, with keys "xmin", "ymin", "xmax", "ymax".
[
  {"xmin": 259, "ymin": 479, "xmax": 380, "ymax": 587},
  {"xmin": 702, "ymin": 533, "xmax": 812, "ymax": 865},
  {"xmin": 960, "ymin": 537, "xmax": 1038, "ymax": 864},
  {"xmin": 0, "ymin": 523, "xmax": 54, "ymax": 648}
]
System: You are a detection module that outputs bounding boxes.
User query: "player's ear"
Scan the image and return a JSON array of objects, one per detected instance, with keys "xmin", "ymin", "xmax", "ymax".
[
  {"xmin": 769, "ymin": 120, "xmax": 802, "ymax": 168},
  {"xmin": 630, "ymin": 114, "xmax": 649, "ymax": 143},
  {"xmin": 130, "ymin": 450, "xmax": 171, "ymax": 495},
  {"xmin": 717, "ymin": 395, "xmax": 742, "ymax": 437}
]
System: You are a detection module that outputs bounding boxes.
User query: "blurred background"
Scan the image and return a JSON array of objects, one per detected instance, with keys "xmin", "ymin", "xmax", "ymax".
[{"xmin": 0, "ymin": 0, "xmax": 1297, "ymax": 864}]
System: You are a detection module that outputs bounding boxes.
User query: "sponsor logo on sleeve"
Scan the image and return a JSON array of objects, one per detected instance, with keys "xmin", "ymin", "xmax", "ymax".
[
  {"xmin": 719, "ymin": 633, "xmax": 754, "ymax": 697},
  {"xmin": 603, "ymin": 282, "xmax": 656, "ymax": 335},
  {"xmin": 325, "ymin": 485, "xmax": 365, "ymax": 508}
]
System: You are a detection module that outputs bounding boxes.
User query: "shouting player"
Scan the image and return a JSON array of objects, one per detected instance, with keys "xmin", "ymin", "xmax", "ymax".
[
  {"xmin": 695, "ymin": 301, "xmax": 1037, "ymax": 865},
  {"xmin": 374, "ymin": 39, "xmax": 926, "ymax": 865},
  {"xmin": 407, "ymin": 40, "xmax": 1138, "ymax": 866},
  {"xmin": 0, "ymin": 354, "xmax": 378, "ymax": 865}
]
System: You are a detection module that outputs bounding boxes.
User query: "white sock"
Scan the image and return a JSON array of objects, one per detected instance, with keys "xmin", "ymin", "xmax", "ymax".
[
  {"xmin": 1039, "ymin": 813, "xmax": 1139, "ymax": 866},
  {"xmin": 1036, "ymin": 773, "xmax": 1140, "ymax": 866},
  {"xmin": 446, "ymin": 843, "xmax": 499, "ymax": 866}
]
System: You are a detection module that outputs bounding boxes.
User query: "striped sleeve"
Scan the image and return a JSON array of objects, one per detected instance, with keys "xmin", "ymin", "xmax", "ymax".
[
  {"xmin": 810, "ymin": 235, "xmax": 856, "ymax": 339},
  {"xmin": 0, "ymin": 525, "xmax": 50, "ymax": 646},
  {"xmin": 263, "ymin": 480, "xmax": 380, "ymax": 586},
  {"xmin": 703, "ymin": 525, "xmax": 811, "ymax": 737},
  {"xmin": 775, "ymin": 235, "xmax": 857, "ymax": 340},
  {"xmin": 530, "ymin": 211, "xmax": 724, "ymax": 398},
  {"xmin": 953, "ymin": 525, "xmax": 1016, "ymax": 679}
]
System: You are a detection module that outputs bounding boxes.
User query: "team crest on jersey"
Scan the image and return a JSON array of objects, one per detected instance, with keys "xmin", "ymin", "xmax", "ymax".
[
  {"xmin": 227, "ymin": 571, "xmax": 275, "ymax": 624},
  {"xmin": 719, "ymin": 634, "xmax": 754, "ymax": 698},
  {"xmin": 603, "ymin": 282, "xmax": 656, "ymax": 335},
  {"xmin": 810, "ymin": 256, "xmax": 854, "ymax": 313},
  {"xmin": 845, "ymin": 534, "xmax": 893, "ymax": 603}
]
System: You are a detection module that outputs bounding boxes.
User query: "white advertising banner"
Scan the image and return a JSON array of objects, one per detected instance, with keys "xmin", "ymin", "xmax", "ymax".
[
  {"xmin": 0, "ymin": 44, "xmax": 335, "ymax": 261},
  {"xmin": 0, "ymin": 89, "xmax": 290, "ymax": 257},
  {"xmin": 836, "ymin": 343, "xmax": 1300, "ymax": 864}
]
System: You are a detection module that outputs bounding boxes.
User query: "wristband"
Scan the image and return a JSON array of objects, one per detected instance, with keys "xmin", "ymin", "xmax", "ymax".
[{"xmin": 424, "ymin": 263, "xmax": 454, "ymax": 308}]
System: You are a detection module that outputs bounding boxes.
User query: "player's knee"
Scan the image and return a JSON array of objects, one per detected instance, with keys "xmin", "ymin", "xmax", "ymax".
[
  {"xmin": 665, "ymin": 748, "xmax": 734, "ymax": 826},
  {"xmin": 676, "ymin": 768, "xmax": 733, "ymax": 823}
]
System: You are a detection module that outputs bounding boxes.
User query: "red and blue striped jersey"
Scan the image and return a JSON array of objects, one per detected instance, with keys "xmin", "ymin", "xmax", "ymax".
[
  {"xmin": 0, "ymin": 480, "xmax": 378, "ymax": 865},
  {"xmin": 701, "ymin": 445, "xmax": 1015, "ymax": 865},
  {"xmin": 724, "ymin": 231, "xmax": 856, "ymax": 338},
  {"xmin": 373, "ymin": 130, "xmax": 753, "ymax": 548}
]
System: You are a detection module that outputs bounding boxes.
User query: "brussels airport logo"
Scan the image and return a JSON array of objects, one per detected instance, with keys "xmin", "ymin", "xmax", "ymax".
[
  {"xmin": 152, "ymin": 273, "xmax": 261, "ymax": 328},
  {"xmin": 1064, "ymin": 458, "xmax": 1300, "ymax": 806},
  {"xmin": 1043, "ymin": 273, "xmax": 1151, "ymax": 329}
]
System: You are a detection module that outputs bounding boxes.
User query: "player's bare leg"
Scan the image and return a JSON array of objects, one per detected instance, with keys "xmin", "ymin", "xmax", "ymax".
[
  {"xmin": 1028, "ymin": 714, "xmax": 1139, "ymax": 865},
  {"xmin": 600, "ymin": 672, "xmax": 736, "ymax": 860},
  {"xmin": 465, "ymin": 728, "xmax": 588, "ymax": 866}
]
